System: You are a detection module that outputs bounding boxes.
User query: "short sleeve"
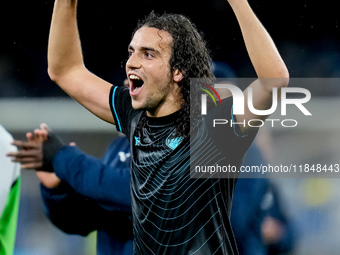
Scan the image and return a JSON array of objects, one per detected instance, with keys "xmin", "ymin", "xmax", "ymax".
[{"xmin": 109, "ymin": 86, "xmax": 140, "ymax": 136}]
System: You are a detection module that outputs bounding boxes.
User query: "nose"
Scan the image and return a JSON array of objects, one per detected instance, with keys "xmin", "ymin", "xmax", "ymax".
[{"xmin": 126, "ymin": 52, "xmax": 141, "ymax": 70}]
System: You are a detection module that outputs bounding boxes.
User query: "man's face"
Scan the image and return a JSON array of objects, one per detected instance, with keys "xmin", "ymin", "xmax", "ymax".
[{"xmin": 126, "ymin": 26, "xmax": 183, "ymax": 117}]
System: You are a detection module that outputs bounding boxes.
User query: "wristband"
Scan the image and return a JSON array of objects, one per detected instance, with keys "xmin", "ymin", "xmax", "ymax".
[{"xmin": 42, "ymin": 132, "xmax": 66, "ymax": 172}]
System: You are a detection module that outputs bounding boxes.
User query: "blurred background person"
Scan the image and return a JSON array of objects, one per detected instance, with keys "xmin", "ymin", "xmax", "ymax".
[
  {"xmin": 261, "ymin": 181, "xmax": 295, "ymax": 255},
  {"xmin": 231, "ymin": 138, "xmax": 295, "ymax": 255}
]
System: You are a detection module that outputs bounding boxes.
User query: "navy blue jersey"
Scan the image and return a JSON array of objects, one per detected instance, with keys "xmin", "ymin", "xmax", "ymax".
[{"xmin": 110, "ymin": 86, "xmax": 257, "ymax": 255}]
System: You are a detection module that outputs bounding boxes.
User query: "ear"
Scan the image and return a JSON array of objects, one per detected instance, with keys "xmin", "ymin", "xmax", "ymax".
[{"xmin": 173, "ymin": 69, "xmax": 184, "ymax": 83}]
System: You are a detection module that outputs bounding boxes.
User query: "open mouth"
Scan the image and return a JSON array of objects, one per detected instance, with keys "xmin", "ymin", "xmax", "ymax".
[{"xmin": 129, "ymin": 74, "xmax": 144, "ymax": 94}]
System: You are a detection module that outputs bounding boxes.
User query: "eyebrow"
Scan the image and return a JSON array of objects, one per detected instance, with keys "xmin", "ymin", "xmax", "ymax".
[{"xmin": 128, "ymin": 45, "xmax": 160, "ymax": 55}]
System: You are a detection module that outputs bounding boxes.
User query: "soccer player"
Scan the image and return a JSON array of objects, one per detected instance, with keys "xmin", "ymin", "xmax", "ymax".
[
  {"xmin": 46, "ymin": 0, "xmax": 289, "ymax": 254},
  {"xmin": 0, "ymin": 125, "xmax": 21, "ymax": 255}
]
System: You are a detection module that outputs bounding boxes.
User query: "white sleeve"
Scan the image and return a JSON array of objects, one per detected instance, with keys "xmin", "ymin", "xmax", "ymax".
[{"xmin": 0, "ymin": 125, "xmax": 21, "ymax": 216}]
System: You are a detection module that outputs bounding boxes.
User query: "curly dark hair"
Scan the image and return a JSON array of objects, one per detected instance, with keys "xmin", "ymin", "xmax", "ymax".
[{"xmin": 133, "ymin": 11, "xmax": 215, "ymax": 137}]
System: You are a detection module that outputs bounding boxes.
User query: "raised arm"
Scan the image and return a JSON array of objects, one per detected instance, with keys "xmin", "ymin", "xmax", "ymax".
[
  {"xmin": 227, "ymin": 0, "xmax": 289, "ymax": 132},
  {"xmin": 48, "ymin": 0, "xmax": 114, "ymax": 124}
]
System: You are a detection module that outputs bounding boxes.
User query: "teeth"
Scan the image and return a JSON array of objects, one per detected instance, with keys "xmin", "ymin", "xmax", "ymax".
[{"xmin": 129, "ymin": 74, "xmax": 141, "ymax": 80}]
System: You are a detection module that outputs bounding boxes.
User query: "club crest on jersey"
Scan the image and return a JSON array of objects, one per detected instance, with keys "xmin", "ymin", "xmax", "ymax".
[{"xmin": 166, "ymin": 136, "xmax": 183, "ymax": 150}]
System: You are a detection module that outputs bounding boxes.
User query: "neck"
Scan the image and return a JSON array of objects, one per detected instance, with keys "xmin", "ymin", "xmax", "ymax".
[
  {"xmin": 146, "ymin": 83, "xmax": 183, "ymax": 118},
  {"xmin": 146, "ymin": 101, "xmax": 182, "ymax": 117}
]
